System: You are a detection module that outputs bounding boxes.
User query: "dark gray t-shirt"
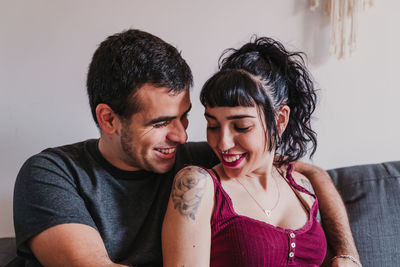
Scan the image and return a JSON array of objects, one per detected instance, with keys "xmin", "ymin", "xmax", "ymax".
[{"xmin": 13, "ymin": 139, "xmax": 218, "ymax": 267}]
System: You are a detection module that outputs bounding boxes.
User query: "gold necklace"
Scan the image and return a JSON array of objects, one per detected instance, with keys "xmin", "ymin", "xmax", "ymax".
[{"xmin": 235, "ymin": 173, "xmax": 280, "ymax": 218}]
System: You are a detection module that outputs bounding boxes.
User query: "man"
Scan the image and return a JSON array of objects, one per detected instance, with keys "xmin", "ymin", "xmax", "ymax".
[{"xmin": 13, "ymin": 29, "xmax": 358, "ymax": 266}]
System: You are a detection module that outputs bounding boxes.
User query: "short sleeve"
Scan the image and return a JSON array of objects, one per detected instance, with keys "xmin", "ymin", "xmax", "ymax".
[{"xmin": 13, "ymin": 152, "xmax": 97, "ymax": 258}]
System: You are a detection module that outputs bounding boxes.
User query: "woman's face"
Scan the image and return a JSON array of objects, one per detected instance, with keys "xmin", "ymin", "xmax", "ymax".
[{"xmin": 205, "ymin": 105, "xmax": 274, "ymax": 178}]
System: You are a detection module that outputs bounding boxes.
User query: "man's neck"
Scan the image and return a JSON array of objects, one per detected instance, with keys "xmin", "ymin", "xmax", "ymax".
[{"xmin": 98, "ymin": 136, "xmax": 141, "ymax": 172}]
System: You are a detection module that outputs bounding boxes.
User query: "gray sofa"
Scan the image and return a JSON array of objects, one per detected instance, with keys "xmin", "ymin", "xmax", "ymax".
[
  {"xmin": 1, "ymin": 161, "xmax": 399, "ymax": 266},
  {"xmin": 327, "ymin": 160, "xmax": 400, "ymax": 266},
  {"xmin": 0, "ymin": 238, "xmax": 16, "ymax": 266}
]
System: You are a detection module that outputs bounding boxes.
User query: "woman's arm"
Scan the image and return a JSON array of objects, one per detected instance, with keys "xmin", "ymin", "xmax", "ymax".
[
  {"xmin": 162, "ymin": 166, "xmax": 215, "ymax": 267},
  {"xmin": 293, "ymin": 161, "xmax": 360, "ymax": 266}
]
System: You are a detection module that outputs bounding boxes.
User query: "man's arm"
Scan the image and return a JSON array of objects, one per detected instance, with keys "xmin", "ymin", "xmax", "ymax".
[
  {"xmin": 30, "ymin": 224, "xmax": 128, "ymax": 267},
  {"xmin": 293, "ymin": 161, "xmax": 360, "ymax": 267},
  {"xmin": 14, "ymin": 153, "xmax": 129, "ymax": 267}
]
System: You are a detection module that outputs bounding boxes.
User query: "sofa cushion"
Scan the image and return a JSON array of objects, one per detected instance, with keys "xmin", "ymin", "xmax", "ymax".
[
  {"xmin": 328, "ymin": 161, "xmax": 400, "ymax": 267},
  {"xmin": 0, "ymin": 238, "xmax": 16, "ymax": 266}
]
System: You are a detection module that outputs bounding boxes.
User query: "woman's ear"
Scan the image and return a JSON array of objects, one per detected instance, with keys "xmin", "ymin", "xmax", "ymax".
[
  {"xmin": 96, "ymin": 104, "xmax": 121, "ymax": 135},
  {"xmin": 276, "ymin": 105, "xmax": 290, "ymax": 136}
]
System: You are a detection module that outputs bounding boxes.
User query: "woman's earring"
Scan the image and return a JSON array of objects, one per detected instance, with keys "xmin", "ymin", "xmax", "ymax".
[{"xmin": 276, "ymin": 136, "xmax": 282, "ymax": 148}]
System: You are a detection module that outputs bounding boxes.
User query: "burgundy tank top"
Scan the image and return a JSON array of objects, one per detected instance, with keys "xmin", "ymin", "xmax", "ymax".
[{"xmin": 207, "ymin": 164, "xmax": 327, "ymax": 267}]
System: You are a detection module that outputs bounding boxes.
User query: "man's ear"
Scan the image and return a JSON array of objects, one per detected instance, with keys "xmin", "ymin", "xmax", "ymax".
[
  {"xmin": 96, "ymin": 104, "xmax": 121, "ymax": 135},
  {"xmin": 276, "ymin": 105, "xmax": 290, "ymax": 136}
]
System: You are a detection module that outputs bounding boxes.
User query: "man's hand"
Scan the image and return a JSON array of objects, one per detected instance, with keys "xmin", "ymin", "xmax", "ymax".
[
  {"xmin": 331, "ymin": 257, "xmax": 361, "ymax": 267},
  {"xmin": 30, "ymin": 223, "xmax": 128, "ymax": 267}
]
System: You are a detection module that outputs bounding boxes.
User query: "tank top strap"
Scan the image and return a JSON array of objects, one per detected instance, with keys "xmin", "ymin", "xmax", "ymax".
[
  {"xmin": 286, "ymin": 163, "xmax": 316, "ymax": 199},
  {"xmin": 195, "ymin": 167, "xmax": 221, "ymax": 189},
  {"xmin": 286, "ymin": 164, "xmax": 320, "ymax": 217},
  {"xmin": 195, "ymin": 166, "xmax": 238, "ymax": 226},
  {"xmin": 195, "ymin": 166, "xmax": 225, "ymax": 200}
]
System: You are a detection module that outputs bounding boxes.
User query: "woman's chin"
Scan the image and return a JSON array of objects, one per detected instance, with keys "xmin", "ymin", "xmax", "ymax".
[{"xmin": 222, "ymin": 167, "xmax": 246, "ymax": 179}]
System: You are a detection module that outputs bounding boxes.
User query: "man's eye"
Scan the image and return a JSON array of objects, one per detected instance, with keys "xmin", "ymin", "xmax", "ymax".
[
  {"xmin": 153, "ymin": 121, "xmax": 170, "ymax": 128},
  {"xmin": 207, "ymin": 126, "xmax": 219, "ymax": 131}
]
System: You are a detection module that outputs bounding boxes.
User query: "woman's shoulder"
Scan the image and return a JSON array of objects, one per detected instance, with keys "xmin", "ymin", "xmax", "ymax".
[
  {"xmin": 172, "ymin": 165, "xmax": 215, "ymax": 220},
  {"xmin": 174, "ymin": 165, "xmax": 214, "ymax": 183},
  {"xmin": 291, "ymin": 170, "xmax": 313, "ymax": 191},
  {"xmin": 289, "ymin": 169, "xmax": 316, "ymax": 209}
]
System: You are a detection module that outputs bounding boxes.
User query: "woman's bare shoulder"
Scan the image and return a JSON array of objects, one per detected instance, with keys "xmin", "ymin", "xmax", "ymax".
[
  {"xmin": 174, "ymin": 165, "xmax": 213, "ymax": 183},
  {"xmin": 172, "ymin": 165, "xmax": 215, "ymax": 221},
  {"xmin": 291, "ymin": 170, "xmax": 316, "ymax": 208}
]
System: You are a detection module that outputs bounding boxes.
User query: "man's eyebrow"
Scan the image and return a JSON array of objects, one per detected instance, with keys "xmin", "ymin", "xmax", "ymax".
[
  {"xmin": 147, "ymin": 104, "xmax": 192, "ymax": 126},
  {"xmin": 147, "ymin": 116, "xmax": 176, "ymax": 126},
  {"xmin": 182, "ymin": 104, "xmax": 192, "ymax": 117},
  {"xmin": 204, "ymin": 113, "xmax": 255, "ymax": 120}
]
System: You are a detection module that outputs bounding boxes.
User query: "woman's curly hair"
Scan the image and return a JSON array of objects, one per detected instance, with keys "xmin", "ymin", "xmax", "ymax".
[{"xmin": 200, "ymin": 36, "xmax": 317, "ymax": 166}]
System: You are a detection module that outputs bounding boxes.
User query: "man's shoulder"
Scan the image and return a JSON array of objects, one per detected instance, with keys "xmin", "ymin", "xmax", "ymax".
[
  {"xmin": 19, "ymin": 139, "xmax": 98, "ymax": 179},
  {"xmin": 40, "ymin": 139, "xmax": 97, "ymax": 156},
  {"xmin": 26, "ymin": 139, "xmax": 96, "ymax": 163}
]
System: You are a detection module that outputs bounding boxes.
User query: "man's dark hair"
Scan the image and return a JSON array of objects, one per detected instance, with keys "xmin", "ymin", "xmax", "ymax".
[{"xmin": 87, "ymin": 29, "xmax": 193, "ymax": 125}]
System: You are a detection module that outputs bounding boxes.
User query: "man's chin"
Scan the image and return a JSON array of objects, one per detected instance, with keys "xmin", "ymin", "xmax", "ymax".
[
  {"xmin": 149, "ymin": 159, "xmax": 175, "ymax": 174},
  {"xmin": 151, "ymin": 166, "xmax": 174, "ymax": 174}
]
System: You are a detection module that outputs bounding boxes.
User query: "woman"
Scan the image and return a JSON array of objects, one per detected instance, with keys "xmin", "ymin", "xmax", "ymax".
[{"xmin": 162, "ymin": 37, "xmax": 327, "ymax": 266}]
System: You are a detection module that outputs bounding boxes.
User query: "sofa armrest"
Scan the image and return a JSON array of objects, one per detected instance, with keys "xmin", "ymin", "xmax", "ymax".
[
  {"xmin": 327, "ymin": 161, "xmax": 400, "ymax": 266},
  {"xmin": 0, "ymin": 237, "xmax": 17, "ymax": 266}
]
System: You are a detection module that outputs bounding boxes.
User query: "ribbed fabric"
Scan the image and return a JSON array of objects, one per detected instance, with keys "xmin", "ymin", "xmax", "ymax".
[{"xmin": 207, "ymin": 164, "xmax": 327, "ymax": 267}]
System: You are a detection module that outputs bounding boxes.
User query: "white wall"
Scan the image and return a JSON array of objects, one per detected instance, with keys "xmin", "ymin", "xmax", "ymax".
[{"xmin": 0, "ymin": 0, "xmax": 398, "ymax": 237}]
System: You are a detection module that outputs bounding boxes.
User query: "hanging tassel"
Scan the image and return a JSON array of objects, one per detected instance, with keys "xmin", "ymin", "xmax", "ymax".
[
  {"xmin": 310, "ymin": 0, "xmax": 320, "ymax": 11},
  {"xmin": 310, "ymin": 0, "xmax": 373, "ymax": 59}
]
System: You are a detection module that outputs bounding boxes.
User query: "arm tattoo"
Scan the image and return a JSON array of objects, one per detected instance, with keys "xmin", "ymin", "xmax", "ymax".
[{"xmin": 171, "ymin": 167, "xmax": 209, "ymax": 220}]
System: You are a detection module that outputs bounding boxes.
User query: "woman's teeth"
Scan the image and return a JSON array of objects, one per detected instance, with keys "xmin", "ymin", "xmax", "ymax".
[{"xmin": 223, "ymin": 154, "xmax": 242, "ymax": 162}]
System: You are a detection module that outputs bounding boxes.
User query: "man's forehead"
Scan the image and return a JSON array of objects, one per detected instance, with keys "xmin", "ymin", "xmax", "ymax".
[
  {"xmin": 136, "ymin": 84, "xmax": 190, "ymax": 100},
  {"xmin": 134, "ymin": 85, "xmax": 191, "ymax": 119}
]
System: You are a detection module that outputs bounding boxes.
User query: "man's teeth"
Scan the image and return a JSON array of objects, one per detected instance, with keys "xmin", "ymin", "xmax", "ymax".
[
  {"xmin": 223, "ymin": 154, "xmax": 242, "ymax": 162},
  {"xmin": 157, "ymin": 148, "xmax": 176, "ymax": 154}
]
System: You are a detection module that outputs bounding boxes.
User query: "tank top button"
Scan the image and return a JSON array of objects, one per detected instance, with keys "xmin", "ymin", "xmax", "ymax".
[
  {"xmin": 290, "ymin": 232, "xmax": 295, "ymax": 238},
  {"xmin": 289, "ymin": 252, "xmax": 295, "ymax": 257},
  {"xmin": 291, "ymin": 242, "xmax": 296, "ymax": 248}
]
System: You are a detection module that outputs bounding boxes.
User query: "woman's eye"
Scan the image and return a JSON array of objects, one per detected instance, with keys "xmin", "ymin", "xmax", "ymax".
[
  {"xmin": 235, "ymin": 126, "xmax": 251, "ymax": 132},
  {"xmin": 153, "ymin": 121, "xmax": 170, "ymax": 128}
]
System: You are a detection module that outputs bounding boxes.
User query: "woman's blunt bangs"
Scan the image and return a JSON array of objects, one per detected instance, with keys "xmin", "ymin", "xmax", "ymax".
[
  {"xmin": 200, "ymin": 69, "xmax": 279, "ymax": 152},
  {"xmin": 200, "ymin": 70, "xmax": 258, "ymax": 108}
]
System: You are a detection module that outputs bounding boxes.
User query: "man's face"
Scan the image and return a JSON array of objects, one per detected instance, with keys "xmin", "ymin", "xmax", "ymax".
[{"xmin": 118, "ymin": 84, "xmax": 191, "ymax": 173}]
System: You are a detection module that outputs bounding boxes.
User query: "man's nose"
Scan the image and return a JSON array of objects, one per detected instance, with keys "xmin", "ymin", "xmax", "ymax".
[{"xmin": 167, "ymin": 120, "xmax": 188, "ymax": 144}]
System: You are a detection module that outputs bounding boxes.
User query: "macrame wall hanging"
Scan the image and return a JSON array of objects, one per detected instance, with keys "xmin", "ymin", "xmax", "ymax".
[{"xmin": 310, "ymin": 0, "xmax": 374, "ymax": 59}]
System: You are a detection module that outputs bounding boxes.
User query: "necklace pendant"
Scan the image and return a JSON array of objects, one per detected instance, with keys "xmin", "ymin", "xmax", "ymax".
[{"xmin": 265, "ymin": 209, "xmax": 271, "ymax": 217}]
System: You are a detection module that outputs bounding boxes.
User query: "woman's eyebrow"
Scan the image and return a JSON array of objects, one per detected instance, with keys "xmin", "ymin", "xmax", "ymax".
[
  {"xmin": 204, "ymin": 113, "xmax": 255, "ymax": 120},
  {"xmin": 226, "ymin": 115, "xmax": 256, "ymax": 120}
]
